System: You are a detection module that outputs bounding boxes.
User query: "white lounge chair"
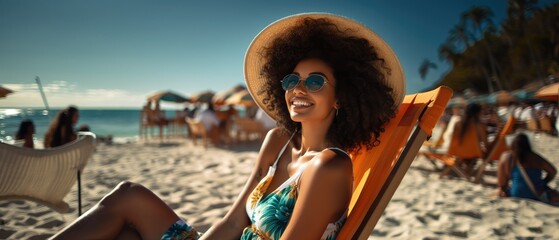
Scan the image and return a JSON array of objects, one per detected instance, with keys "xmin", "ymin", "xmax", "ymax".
[{"xmin": 0, "ymin": 133, "xmax": 96, "ymax": 215}]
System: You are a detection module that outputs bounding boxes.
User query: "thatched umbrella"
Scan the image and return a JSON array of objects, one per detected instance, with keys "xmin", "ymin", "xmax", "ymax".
[
  {"xmin": 224, "ymin": 89, "xmax": 255, "ymax": 107},
  {"xmin": 535, "ymin": 83, "xmax": 559, "ymax": 102},
  {"xmin": 212, "ymin": 84, "xmax": 246, "ymax": 106},
  {"xmin": 147, "ymin": 90, "xmax": 190, "ymax": 103},
  {"xmin": 191, "ymin": 90, "xmax": 215, "ymax": 103}
]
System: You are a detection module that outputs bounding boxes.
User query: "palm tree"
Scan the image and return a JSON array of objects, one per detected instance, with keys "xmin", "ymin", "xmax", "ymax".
[
  {"xmin": 448, "ymin": 21, "xmax": 472, "ymax": 50},
  {"xmin": 419, "ymin": 59, "xmax": 438, "ymax": 81},
  {"xmin": 438, "ymin": 41, "xmax": 461, "ymax": 66},
  {"xmin": 462, "ymin": 6, "xmax": 500, "ymax": 93}
]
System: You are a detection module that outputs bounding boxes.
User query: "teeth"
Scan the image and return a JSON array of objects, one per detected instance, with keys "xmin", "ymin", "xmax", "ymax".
[{"xmin": 292, "ymin": 101, "xmax": 312, "ymax": 107}]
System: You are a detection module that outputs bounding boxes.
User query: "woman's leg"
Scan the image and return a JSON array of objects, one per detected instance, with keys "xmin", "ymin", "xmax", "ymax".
[{"xmin": 50, "ymin": 181, "xmax": 180, "ymax": 240}]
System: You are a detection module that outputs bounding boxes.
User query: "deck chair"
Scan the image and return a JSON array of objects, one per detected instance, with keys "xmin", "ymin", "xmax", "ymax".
[
  {"xmin": 420, "ymin": 119, "xmax": 486, "ymax": 180},
  {"xmin": 418, "ymin": 120, "xmax": 448, "ymax": 171},
  {"xmin": 186, "ymin": 117, "xmax": 209, "ymax": 148},
  {"xmin": 539, "ymin": 116, "xmax": 553, "ymax": 134},
  {"xmin": 336, "ymin": 86, "xmax": 452, "ymax": 239},
  {"xmin": 526, "ymin": 117, "xmax": 540, "ymax": 132},
  {"xmin": 421, "ymin": 119, "xmax": 447, "ymax": 149},
  {"xmin": 232, "ymin": 117, "xmax": 266, "ymax": 143},
  {"xmin": 0, "ymin": 133, "xmax": 96, "ymax": 216},
  {"xmin": 473, "ymin": 115, "xmax": 516, "ymax": 183}
]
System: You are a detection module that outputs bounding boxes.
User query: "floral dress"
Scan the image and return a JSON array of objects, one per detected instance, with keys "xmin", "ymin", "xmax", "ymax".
[
  {"xmin": 160, "ymin": 133, "xmax": 348, "ymax": 240},
  {"xmin": 241, "ymin": 134, "xmax": 347, "ymax": 240}
]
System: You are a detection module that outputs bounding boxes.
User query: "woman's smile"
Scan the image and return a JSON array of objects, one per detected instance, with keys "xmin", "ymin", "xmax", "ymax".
[{"xmin": 290, "ymin": 97, "xmax": 314, "ymax": 112}]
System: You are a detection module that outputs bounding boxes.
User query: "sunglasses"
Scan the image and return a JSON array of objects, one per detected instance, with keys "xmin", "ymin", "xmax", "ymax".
[{"xmin": 281, "ymin": 73, "xmax": 333, "ymax": 92}]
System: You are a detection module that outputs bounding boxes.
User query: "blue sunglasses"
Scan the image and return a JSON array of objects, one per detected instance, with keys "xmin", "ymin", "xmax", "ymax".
[{"xmin": 281, "ymin": 74, "xmax": 333, "ymax": 92}]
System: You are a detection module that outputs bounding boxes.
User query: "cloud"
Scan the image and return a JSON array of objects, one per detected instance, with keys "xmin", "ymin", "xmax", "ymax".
[{"xmin": 1, "ymin": 81, "xmax": 145, "ymax": 108}]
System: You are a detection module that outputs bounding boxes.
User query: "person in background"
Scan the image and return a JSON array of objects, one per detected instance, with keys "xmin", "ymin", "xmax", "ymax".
[
  {"xmin": 440, "ymin": 104, "xmax": 464, "ymax": 152},
  {"xmin": 451, "ymin": 102, "xmax": 489, "ymax": 174},
  {"xmin": 194, "ymin": 103, "xmax": 221, "ymax": 145},
  {"xmin": 497, "ymin": 133, "xmax": 559, "ymax": 205},
  {"xmin": 44, "ymin": 105, "xmax": 79, "ymax": 148},
  {"xmin": 15, "ymin": 119, "xmax": 35, "ymax": 148}
]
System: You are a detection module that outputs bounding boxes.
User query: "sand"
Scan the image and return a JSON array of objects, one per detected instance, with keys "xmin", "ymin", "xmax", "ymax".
[{"xmin": 1, "ymin": 131, "xmax": 558, "ymax": 240}]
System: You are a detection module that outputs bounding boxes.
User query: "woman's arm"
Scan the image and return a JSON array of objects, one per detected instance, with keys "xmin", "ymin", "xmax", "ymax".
[
  {"xmin": 280, "ymin": 149, "xmax": 353, "ymax": 239},
  {"xmin": 201, "ymin": 128, "xmax": 288, "ymax": 239},
  {"xmin": 497, "ymin": 151, "xmax": 512, "ymax": 197},
  {"xmin": 537, "ymin": 154, "xmax": 557, "ymax": 184}
]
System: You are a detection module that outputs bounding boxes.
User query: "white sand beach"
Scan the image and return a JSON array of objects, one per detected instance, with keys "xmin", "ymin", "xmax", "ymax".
[{"xmin": 1, "ymin": 131, "xmax": 558, "ymax": 240}]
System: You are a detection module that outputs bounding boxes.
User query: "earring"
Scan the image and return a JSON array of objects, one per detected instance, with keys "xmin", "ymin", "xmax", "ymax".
[{"xmin": 336, "ymin": 108, "xmax": 339, "ymax": 117}]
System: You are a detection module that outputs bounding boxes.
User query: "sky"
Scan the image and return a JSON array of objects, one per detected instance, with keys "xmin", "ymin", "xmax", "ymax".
[{"xmin": 1, "ymin": 0, "xmax": 555, "ymax": 108}]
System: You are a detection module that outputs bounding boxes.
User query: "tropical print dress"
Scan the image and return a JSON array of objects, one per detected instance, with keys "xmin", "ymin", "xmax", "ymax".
[
  {"xmin": 159, "ymin": 133, "xmax": 348, "ymax": 240},
  {"xmin": 241, "ymin": 134, "xmax": 347, "ymax": 240}
]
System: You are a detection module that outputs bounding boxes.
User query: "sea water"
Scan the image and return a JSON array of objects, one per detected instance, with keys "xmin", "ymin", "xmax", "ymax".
[
  {"xmin": 0, "ymin": 108, "xmax": 178, "ymax": 144},
  {"xmin": 0, "ymin": 106, "xmax": 248, "ymax": 145}
]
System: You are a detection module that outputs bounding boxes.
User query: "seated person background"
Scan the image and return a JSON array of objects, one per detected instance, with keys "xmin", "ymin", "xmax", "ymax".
[
  {"xmin": 44, "ymin": 105, "xmax": 79, "ymax": 148},
  {"xmin": 497, "ymin": 133, "xmax": 559, "ymax": 205},
  {"xmin": 15, "ymin": 119, "xmax": 35, "ymax": 148},
  {"xmin": 194, "ymin": 103, "xmax": 221, "ymax": 145}
]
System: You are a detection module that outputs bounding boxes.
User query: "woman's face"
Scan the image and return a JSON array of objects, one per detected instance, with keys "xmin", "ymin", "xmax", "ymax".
[{"xmin": 284, "ymin": 58, "xmax": 337, "ymax": 123}]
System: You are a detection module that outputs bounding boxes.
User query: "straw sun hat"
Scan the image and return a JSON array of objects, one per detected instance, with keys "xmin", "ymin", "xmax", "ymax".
[{"xmin": 244, "ymin": 12, "xmax": 406, "ymax": 121}]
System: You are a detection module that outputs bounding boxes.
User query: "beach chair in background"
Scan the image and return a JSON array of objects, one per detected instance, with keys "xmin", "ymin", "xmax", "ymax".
[
  {"xmin": 421, "ymin": 126, "xmax": 446, "ymax": 149},
  {"xmin": 169, "ymin": 110, "xmax": 188, "ymax": 137},
  {"xmin": 336, "ymin": 86, "xmax": 452, "ymax": 239},
  {"xmin": 0, "ymin": 133, "xmax": 96, "ymax": 216},
  {"xmin": 539, "ymin": 116, "xmax": 553, "ymax": 135},
  {"xmin": 418, "ymin": 121, "xmax": 448, "ymax": 171},
  {"xmin": 185, "ymin": 117, "xmax": 209, "ymax": 149},
  {"xmin": 472, "ymin": 115, "xmax": 516, "ymax": 183},
  {"xmin": 420, "ymin": 119, "xmax": 486, "ymax": 180},
  {"xmin": 232, "ymin": 117, "xmax": 266, "ymax": 143}
]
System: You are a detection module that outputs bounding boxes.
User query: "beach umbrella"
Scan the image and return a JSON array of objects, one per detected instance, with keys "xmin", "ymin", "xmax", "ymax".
[
  {"xmin": 487, "ymin": 90, "xmax": 516, "ymax": 105},
  {"xmin": 212, "ymin": 84, "xmax": 246, "ymax": 106},
  {"xmin": 447, "ymin": 96, "xmax": 467, "ymax": 108},
  {"xmin": 148, "ymin": 90, "xmax": 190, "ymax": 103},
  {"xmin": 467, "ymin": 94, "xmax": 489, "ymax": 104},
  {"xmin": 535, "ymin": 82, "xmax": 559, "ymax": 102},
  {"xmin": 0, "ymin": 86, "xmax": 14, "ymax": 98},
  {"xmin": 191, "ymin": 90, "xmax": 215, "ymax": 103},
  {"xmin": 224, "ymin": 89, "xmax": 255, "ymax": 106},
  {"xmin": 511, "ymin": 88, "xmax": 538, "ymax": 102}
]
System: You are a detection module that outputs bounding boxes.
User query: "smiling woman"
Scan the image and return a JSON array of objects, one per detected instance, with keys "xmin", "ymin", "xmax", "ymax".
[{"xmin": 49, "ymin": 12, "xmax": 404, "ymax": 240}]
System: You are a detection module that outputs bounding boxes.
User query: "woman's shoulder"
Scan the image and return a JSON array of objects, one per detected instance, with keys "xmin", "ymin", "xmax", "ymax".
[
  {"xmin": 499, "ymin": 150, "xmax": 513, "ymax": 165},
  {"xmin": 257, "ymin": 128, "xmax": 293, "ymax": 163},
  {"xmin": 305, "ymin": 148, "xmax": 353, "ymax": 179},
  {"xmin": 263, "ymin": 127, "xmax": 292, "ymax": 144}
]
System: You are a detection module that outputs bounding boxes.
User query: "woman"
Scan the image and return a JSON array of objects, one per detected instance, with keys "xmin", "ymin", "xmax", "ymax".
[
  {"xmin": 450, "ymin": 102, "xmax": 489, "ymax": 173},
  {"xmin": 497, "ymin": 133, "xmax": 558, "ymax": 205},
  {"xmin": 454, "ymin": 103, "xmax": 489, "ymax": 150},
  {"xmin": 50, "ymin": 13, "xmax": 404, "ymax": 240},
  {"xmin": 15, "ymin": 119, "xmax": 35, "ymax": 148},
  {"xmin": 44, "ymin": 105, "xmax": 79, "ymax": 148}
]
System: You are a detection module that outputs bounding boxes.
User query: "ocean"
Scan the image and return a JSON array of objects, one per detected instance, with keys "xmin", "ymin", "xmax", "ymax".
[{"xmin": 0, "ymin": 108, "xmax": 180, "ymax": 144}]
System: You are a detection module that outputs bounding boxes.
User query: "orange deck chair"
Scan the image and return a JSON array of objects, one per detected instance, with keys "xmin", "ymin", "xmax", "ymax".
[
  {"xmin": 420, "ymin": 119, "xmax": 486, "ymax": 180},
  {"xmin": 472, "ymin": 115, "xmax": 516, "ymax": 183},
  {"xmin": 337, "ymin": 86, "xmax": 452, "ymax": 239}
]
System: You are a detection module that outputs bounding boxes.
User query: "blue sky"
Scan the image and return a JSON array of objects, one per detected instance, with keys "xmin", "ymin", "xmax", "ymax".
[{"xmin": 1, "ymin": 0, "xmax": 554, "ymax": 108}]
